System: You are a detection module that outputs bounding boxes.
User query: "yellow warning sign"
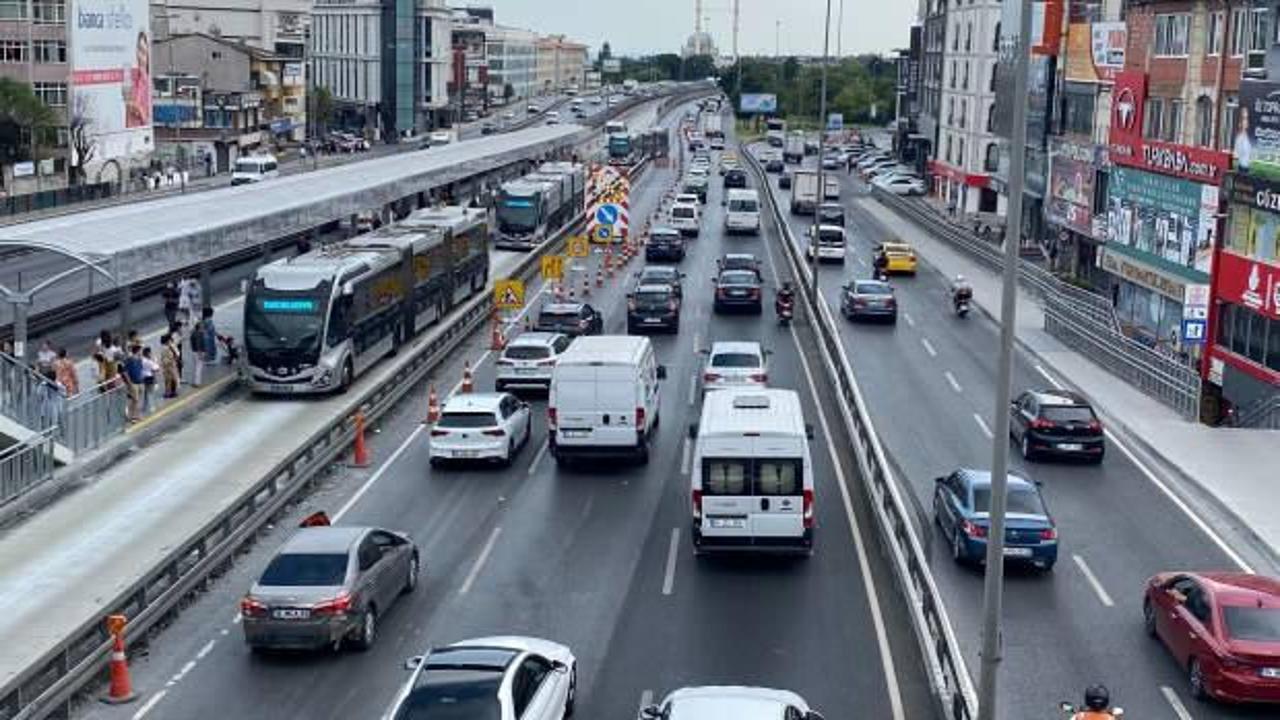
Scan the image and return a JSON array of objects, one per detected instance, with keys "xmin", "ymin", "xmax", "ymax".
[
  {"xmin": 541, "ymin": 255, "xmax": 565, "ymax": 281},
  {"xmin": 566, "ymin": 235, "xmax": 590, "ymax": 257},
  {"xmin": 493, "ymin": 279, "xmax": 524, "ymax": 309}
]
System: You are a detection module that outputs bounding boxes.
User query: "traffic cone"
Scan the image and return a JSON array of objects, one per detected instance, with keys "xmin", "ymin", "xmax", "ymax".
[
  {"xmin": 605, "ymin": 247, "xmax": 614, "ymax": 278},
  {"xmin": 352, "ymin": 410, "xmax": 370, "ymax": 467},
  {"xmin": 582, "ymin": 275, "xmax": 591, "ymax": 297},
  {"xmin": 595, "ymin": 265, "xmax": 603, "ymax": 288},
  {"xmin": 555, "ymin": 282, "xmax": 565, "ymax": 302},
  {"xmin": 101, "ymin": 617, "xmax": 135, "ymax": 702},
  {"xmin": 461, "ymin": 362, "xmax": 474, "ymax": 393},
  {"xmin": 490, "ymin": 309, "xmax": 506, "ymax": 350},
  {"xmin": 424, "ymin": 385, "xmax": 440, "ymax": 424}
]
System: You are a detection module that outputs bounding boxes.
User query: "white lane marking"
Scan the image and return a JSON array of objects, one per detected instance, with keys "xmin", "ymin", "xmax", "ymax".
[
  {"xmin": 527, "ymin": 440, "xmax": 549, "ymax": 476},
  {"xmin": 903, "ymin": 312, "xmax": 915, "ymax": 328},
  {"xmin": 920, "ymin": 337, "xmax": 937, "ymax": 357},
  {"xmin": 1034, "ymin": 364, "xmax": 1064, "ymax": 390},
  {"xmin": 1106, "ymin": 429, "xmax": 1254, "ymax": 573},
  {"xmin": 1071, "ymin": 554, "xmax": 1115, "ymax": 608},
  {"xmin": 855, "ymin": 256, "xmax": 867, "ymax": 267},
  {"xmin": 194, "ymin": 639, "xmax": 216, "ymax": 660},
  {"xmin": 692, "ymin": 331, "xmax": 701, "ymax": 354},
  {"xmin": 1161, "ymin": 686, "xmax": 1195, "ymax": 720},
  {"xmin": 680, "ymin": 438, "xmax": 692, "ymax": 475},
  {"xmin": 758, "ymin": 230, "xmax": 906, "ymax": 720},
  {"xmin": 171, "ymin": 659, "xmax": 197, "ymax": 683},
  {"xmin": 944, "ymin": 371, "xmax": 963, "ymax": 394},
  {"xmin": 459, "ymin": 526, "xmax": 502, "ymax": 595},
  {"xmin": 131, "ymin": 690, "xmax": 169, "ymax": 720},
  {"xmin": 333, "ymin": 425, "xmax": 425, "ymax": 522},
  {"xmin": 231, "ymin": 612, "xmax": 241, "ymax": 625},
  {"xmin": 662, "ymin": 528, "xmax": 680, "ymax": 596},
  {"xmin": 687, "ymin": 373, "xmax": 698, "ymax": 407},
  {"xmin": 972, "ymin": 413, "xmax": 993, "ymax": 440},
  {"xmin": 639, "ymin": 690, "xmax": 654, "ymax": 712}
]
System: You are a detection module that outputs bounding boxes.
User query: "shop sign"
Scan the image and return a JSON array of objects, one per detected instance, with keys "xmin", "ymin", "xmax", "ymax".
[
  {"xmin": 1097, "ymin": 247, "xmax": 1188, "ymax": 301},
  {"xmin": 1237, "ymin": 80, "xmax": 1280, "ymax": 181},
  {"xmin": 1215, "ymin": 250, "xmax": 1280, "ymax": 320},
  {"xmin": 1109, "ymin": 71, "xmax": 1231, "ymax": 184},
  {"xmin": 1106, "ymin": 166, "xmax": 1218, "ymax": 274}
]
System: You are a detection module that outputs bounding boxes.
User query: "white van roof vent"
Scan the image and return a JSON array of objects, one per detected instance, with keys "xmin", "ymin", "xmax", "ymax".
[{"xmin": 732, "ymin": 394, "xmax": 771, "ymax": 409}]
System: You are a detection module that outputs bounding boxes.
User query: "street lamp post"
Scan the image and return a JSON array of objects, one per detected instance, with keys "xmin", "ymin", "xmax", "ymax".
[
  {"xmin": 976, "ymin": 2, "xmax": 1034, "ymax": 719},
  {"xmin": 810, "ymin": 0, "xmax": 832, "ymax": 293}
]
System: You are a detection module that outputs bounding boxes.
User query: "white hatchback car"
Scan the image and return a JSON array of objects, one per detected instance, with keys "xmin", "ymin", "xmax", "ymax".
[
  {"xmin": 674, "ymin": 193, "xmax": 701, "ymax": 206},
  {"xmin": 702, "ymin": 341, "xmax": 769, "ymax": 392},
  {"xmin": 429, "ymin": 393, "xmax": 532, "ymax": 467},
  {"xmin": 494, "ymin": 332, "xmax": 572, "ymax": 392},
  {"xmin": 643, "ymin": 686, "xmax": 824, "ymax": 720}
]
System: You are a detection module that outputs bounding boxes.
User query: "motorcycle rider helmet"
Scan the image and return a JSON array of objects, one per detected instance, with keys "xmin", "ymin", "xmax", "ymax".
[
  {"xmin": 954, "ymin": 274, "xmax": 967, "ymax": 285},
  {"xmin": 1084, "ymin": 684, "xmax": 1110, "ymax": 711}
]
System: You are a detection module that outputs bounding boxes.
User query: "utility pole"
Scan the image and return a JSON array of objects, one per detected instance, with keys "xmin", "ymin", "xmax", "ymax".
[
  {"xmin": 837, "ymin": 0, "xmax": 844, "ymax": 57},
  {"xmin": 976, "ymin": 2, "xmax": 1033, "ymax": 719},
  {"xmin": 810, "ymin": 0, "xmax": 832, "ymax": 293},
  {"xmin": 733, "ymin": 0, "xmax": 742, "ymax": 106}
]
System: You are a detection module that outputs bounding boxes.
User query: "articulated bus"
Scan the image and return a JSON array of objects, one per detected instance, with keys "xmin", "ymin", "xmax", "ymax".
[{"xmin": 244, "ymin": 206, "xmax": 489, "ymax": 395}]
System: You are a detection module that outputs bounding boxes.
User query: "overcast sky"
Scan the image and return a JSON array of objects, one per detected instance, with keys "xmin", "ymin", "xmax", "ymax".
[{"xmin": 486, "ymin": 1, "xmax": 916, "ymax": 57}]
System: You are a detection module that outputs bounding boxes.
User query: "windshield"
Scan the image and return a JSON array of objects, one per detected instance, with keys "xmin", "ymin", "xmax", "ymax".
[
  {"xmin": 972, "ymin": 487, "xmax": 1046, "ymax": 515},
  {"xmin": 819, "ymin": 230, "xmax": 845, "ymax": 244},
  {"xmin": 1223, "ymin": 606, "xmax": 1280, "ymax": 642},
  {"xmin": 854, "ymin": 282, "xmax": 893, "ymax": 295},
  {"xmin": 672, "ymin": 206, "xmax": 695, "ymax": 219},
  {"xmin": 720, "ymin": 271, "xmax": 758, "ymax": 285},
  {"xmin": 728, "ymin": 199, "xmax": 758, "ymax": 213},
  {"xmin": 497, "ymin": 197, "xmax": 540, "ymax": 233},
  {"xmin": 1042, "ymin": 406, "xmax": 1096, "ymax": 423},
  {"xmin": 245, "ymin": 291, "xmax": 327, "ymax": 359},
  {"xmin": 437, "ymin": 412, "xmax": 500, "ymax": 429},
  {"xmin": 652, "ymin": 232, "xmax": 681, "ymax": 244},
  {"xmin": 259, "ymin": 553, "xmax": 347, "ymax": 586},
  {"xmin": 234, "ymin": 159, "xmax": 268, "ymax": 174},
  {"xmin": 711, "ymin": 352, "xmax": 762, "ymax": 368},
  {"xmin": 503, "ymin": 345, "xmax": 550, "ymax": 360}
]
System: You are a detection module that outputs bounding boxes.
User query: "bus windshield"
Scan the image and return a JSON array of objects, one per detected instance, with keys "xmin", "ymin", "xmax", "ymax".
[
  {"xmin": 245, "ymin": 292, "xmax": 328, "ymax": 360},
  {"xmin": 497, "ymin": 196, "xmax": 540, "ymax": 233}
]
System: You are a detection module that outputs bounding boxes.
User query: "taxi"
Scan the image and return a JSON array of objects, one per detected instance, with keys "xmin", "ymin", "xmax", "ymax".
[{"xmin": 879, "ymin": 241, "xmax": 918, "ymax": 275}]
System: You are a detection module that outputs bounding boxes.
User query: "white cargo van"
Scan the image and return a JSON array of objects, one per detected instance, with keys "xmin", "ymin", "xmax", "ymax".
[
  {"xmin": 724, "ymin": 189, "xmax": 761, "ymax": 235},
  {"xmin": 231, "ymin": 154, "xmax": 279, "ymax": 186},
  {"xmin": 689, "ymin": 389, "xmax": 814, "ymax": 554},
  {"xmin": 548, "ymin": 336, "xmax": 667, "ymax": 466}
]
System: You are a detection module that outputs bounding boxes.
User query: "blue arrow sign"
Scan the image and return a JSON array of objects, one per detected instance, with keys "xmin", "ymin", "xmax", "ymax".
[
  {"xmin": 596, "ymin": 225, "xmax": 613, "ymax": 240},
  {"xmin": 595, "ymin": 204, "xmax": 619, "ymax": 226}
]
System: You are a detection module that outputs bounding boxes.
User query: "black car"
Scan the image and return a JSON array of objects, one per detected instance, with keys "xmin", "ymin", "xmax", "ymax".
[
  {"xmin": 683, "ymin": 178, "xmax": 708, "ymax": 203},
  {"xmin": 713, "ymin": 269, "xmax": 763, "ymax": 314},
  {"xmin": 1009, "ymin": 389, "xmax": 1105, "ymax": 462},
  {"xmin": 765, "ymin": 158, "xmax": 785, "ymax": 173},
  {"xmin": 534, "ymin": 302, "xmax": 604, "ymax": 337},
  {"xmin": 636, "ymin": 265, "xmax": 684, "ymax": 298},
  {"xmin": 723, "ymin": 169, "xmax": 748, "ymax": 189},
  {"xmin": 646, "ymin": 227, "xmax": 686, "ymax": 262},
  {"xmin": 480, "ymin": 123, "xmax": 496, "ymax": 135},
  {"xmin": 627, "ymin": 284, "xmax": 681, "ymax": 334},
  {"xmin": 840, "ymin": 280, "xmax": 898, "ymax": 323}
]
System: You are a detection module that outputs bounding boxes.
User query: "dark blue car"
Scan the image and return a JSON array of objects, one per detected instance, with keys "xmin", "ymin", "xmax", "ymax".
[{"xmin": 932, "ymin": 469, "xmax": 1058, "ymax": 572}]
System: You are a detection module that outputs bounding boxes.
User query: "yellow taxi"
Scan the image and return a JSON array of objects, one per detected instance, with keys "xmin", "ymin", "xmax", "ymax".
[{"xmin": 880, "ymin": 242, "xmax": 918, "ymax": 275}]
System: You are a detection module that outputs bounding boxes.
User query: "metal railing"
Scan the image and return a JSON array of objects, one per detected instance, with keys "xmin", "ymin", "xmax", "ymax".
[
  {"xmin": 0, "ymin": 429, "xmax": 57, "ymax": 509},
  {"xmin": 1229, "ymin": 392, "xmax": 1280, "ymax": 429},
  {"xmin": 747, "ymin": 148, "xmax": 979, "ymax": 720},
  {"xmin": 0, "ymin": 89, "xmax": 709, "ymax": 720},
  {"xmin": 0, "ymin": 352, "xmax": 129, "ymax": 457},
  {"xmin": 871, "ymin": 188, "xmax": 1203, "ymax": 420}
]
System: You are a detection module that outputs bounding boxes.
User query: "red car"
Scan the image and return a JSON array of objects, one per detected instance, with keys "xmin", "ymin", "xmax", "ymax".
[{"xmin": 1144, "ymin": 572, "xmax": 1280, "ymax": 704}]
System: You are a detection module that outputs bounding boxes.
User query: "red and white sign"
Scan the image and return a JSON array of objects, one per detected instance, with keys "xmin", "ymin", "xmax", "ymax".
[
  {"xmin": 1215, "ymin": 250, "xmax": 1280, "ymax": 319},
  {"xmin": 1108, "ymin": 71, "xmax": 1231, "ymax": 184},
  {"xmin": 928, "ymin": 160, "xmax": 989, "ymax": 188}
]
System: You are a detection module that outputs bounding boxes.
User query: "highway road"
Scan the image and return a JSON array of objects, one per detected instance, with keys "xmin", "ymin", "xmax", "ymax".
[
  {"xmin": 77, "ymin": 120, "xmax": 933, "ymax": 720},
  {"xmin": 766, "ymin": 148, "xmax": 1276, "ymax": 719}
]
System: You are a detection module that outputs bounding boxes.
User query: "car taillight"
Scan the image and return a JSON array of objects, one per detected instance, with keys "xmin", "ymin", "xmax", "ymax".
[
  {"xmin": 749, "ymin": 373, "xmax": 767, "ymax": 383},
  {"xmin": 703, "ymin": 372, "xmax": 721, "ymax": 382},
  {"xmin": 1087, "ymin": 420, "xmax": 1102, "ymax": 432},
  {"xmin": 1220, "ymin": 654, "xmax": 1253, "ymax": 671},
  {"xmin": 240, "ymin": 596, "xmax": 268, "ymax": 618},
  {"xmin": 1040, "ymin": 527, "xmax": 1058, "ymax": 541},
  {"xmin": 885, "ymin": 297, "xmax": 897, "ymax": 307},
  {"xmin": 748, "ymin": 287, "xmax": 760, "ymax": 298},
  {"xmin": 312, "ymin": 594, "xmax": 352, "ymax": 616},
  {"xmin": 852, "ymin": 298, "xmax": 866, "ymax": 307},
  {"xmin": 668, "ymin": 300, "xmax": 678, "ymax": 312},
  {"xmin": 578, "ymin": 319, "xmax": 589, "ymax": 329},
  {"xmin": 716, "ymin": 287, "xmax": 727, "ymax": 298},
  {"xmin": 628, "ymin": 298, "xmax": 637, "ymax": 311},
  {"xmin": 803, "ymin": 489, "xmax": 814, "ymax": 528},
  {"xmin": 635, "ymin": 407, "xmax": 645, "ymax": 430},
  {"xmin": 430, "ymin": 429, "xmax": 449, "ymax": 437},
  {"xmin": 495, "ymin": 359, "xmax": 514, "ymax": 367},
  {"xmin": 536, "ymin": 358, "xmax": 557, "ymax": 366},
  {"xmin": 548, "ymin": 407, "xmax": 558, "ymax": 430},
  {"xmin": 1030, "ymin": 418, "xmax": 1055, "ymax": 430},
  {"xmin": 692, "ymin": 489, "xmax": 703, "ymax": 519},
  {"xmin": 482, "ymin": 428, "xmax": 506, "ymax": 437},
  {"xmin": 963, "ymin": 520, "xmax": 987, "ymax": 538}
]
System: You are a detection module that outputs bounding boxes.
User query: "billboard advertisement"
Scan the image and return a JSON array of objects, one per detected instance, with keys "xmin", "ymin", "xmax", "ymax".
[
  {"xmin": 1064, "ymin": 23, "xmax": 1125, "ymax": 83},
  {"xmin": 1237, "ymin": 80, "xmax": 1280, "ymax": 181},
  {"xmin": 739, "ymin": 93, "xmax": 777, "ymax": 114},
  {"xmin": 602, "ymin": 58, "xmax": 621, "ymax": 74},
  {"xmin": 1106, "ymin": 166, "xmax": 1217, "ymax": 276},
  {"xmin": 71, "ymin": 0, "xmax": 153, "ymax": 162}
]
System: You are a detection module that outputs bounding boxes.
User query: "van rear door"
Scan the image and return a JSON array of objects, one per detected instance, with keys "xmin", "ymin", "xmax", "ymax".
[
  {"xmin": 699, "ymin": 456, "xmax": 753, "ymax": 538},
  {"xmin": 555, "ymin": 365, "xmax": 638, "ymax": 447},
  {"xmin": 749, "ymin": 454, "xmax": 806, "ymax": 539}
]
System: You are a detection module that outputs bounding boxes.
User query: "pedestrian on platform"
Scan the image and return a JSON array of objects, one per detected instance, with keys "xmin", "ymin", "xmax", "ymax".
[
  {"xmin": 38, "ymin": 368, "xmax": 66, "ymax": 429},
  {"xmin": 140, "ymin": 346, "xmax": 159, "ymax": 414},
  {"xmin": 53, "ymin": 348, "xmax": 79, "ymax": 397},
  {"xmin": 162, "ymin": 281, "xmax": 180, "ymax": 327},
  {"xmin": 123, "ymin": 345, "xmax": 144, "ymax": 421},
  {"xmin": 36, "ymin": 340, "xmax": 56, "ymax": 373},
  {"xmin": 160, "ymin": 334, "xmax": 180, "ymax": 398},
  {"xmin": 92, "ymin": 352, "xmax": 112, "ymax": 393},
  {"xmin": 177, "ymin": 278, "xmax": 194, "ymax": 326},
  {"xmin": 189, "ymin": 314, "xmax": 206, "ymax": 387}
]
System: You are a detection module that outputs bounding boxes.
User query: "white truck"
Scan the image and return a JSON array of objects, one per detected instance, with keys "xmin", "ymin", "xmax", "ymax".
[
  {"xmin": 783, "ymin": 134, "xmax": 805, "ymax": 164},
  {"xmin": 702, "ymin": 113, "xmax": 724, "ymax": 139},
  {"xmin": 790, "ymin": 170, "xmax": 820, "ymax": 215}
]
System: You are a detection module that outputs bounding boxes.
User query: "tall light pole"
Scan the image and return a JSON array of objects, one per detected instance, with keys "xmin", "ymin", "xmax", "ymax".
[
  {"xmin": 810, "ymin": 0, "xmax": 832, "ymax": 293},
  {"xmin": 837, "ymin": 0, "xmax": 844, "ymax": 57},
  {"xmin": 976, "ymin": 2, "xmax": 1033, "ymax": 718}
]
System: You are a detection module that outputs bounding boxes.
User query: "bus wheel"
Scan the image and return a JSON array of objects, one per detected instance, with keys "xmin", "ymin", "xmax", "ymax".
[{"xmin": 338, "ymin": 361, "xmax": 353, "ymax": 394}]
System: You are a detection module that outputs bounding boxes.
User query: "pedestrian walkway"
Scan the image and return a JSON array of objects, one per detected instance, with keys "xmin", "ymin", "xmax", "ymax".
[{"xmin": 859, "ymin": 196, "xmax": 1280, "ymax": 564}]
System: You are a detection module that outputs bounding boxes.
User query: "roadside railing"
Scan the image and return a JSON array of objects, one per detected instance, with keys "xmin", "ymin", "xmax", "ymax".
[
  {"xmin": 0, "ymin": 352, "xmax": 130, "ymax": 458},
  {"xmin": 0, "ymin": 429, "xmax": 57, "ymax": 509},
  {"xmin": 1233, "ymin": 393, "xmax": 1280, "ymax": 429},
  {"xmin": 870, "ymin": 188, "xmax": 1202, "ymax": 420},
  {"xmin": 747, "ymin": 147, "xmax": 979, "ymax": 720},
  {"xmin": 0, "ymin": 90, "xmax": 709, "ymax": 720}
]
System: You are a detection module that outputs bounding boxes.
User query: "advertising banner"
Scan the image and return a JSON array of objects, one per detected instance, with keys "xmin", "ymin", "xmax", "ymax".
[
  {"xmin": 1237, "ymin": 80, "xmax": 1280, "ymax": 181},
  {"xmin": 70, "ymin": 0, "xmax": 153, "ymax": 162},
  {"xmin": 739, "ymin": 93, "xmax": 778, "ymax": 113},
  {"xmin": 1047, "ymin": 139, "xmax": 1096, "ymax": 236},
  {"xmin": 1215, "ymin": 250, "xmax": 1280, "ymax": 321},
  {"xmin": 1106, "ymin": 166, "xmax": 1217, "ymax": 276},
  {"xmin": 1064, "ymin": 23, "xmax": 1125, "ymax": 82},
  {"xmin": 1110, "ymin": 71, "xmax": 1231, "ymax": 184}
]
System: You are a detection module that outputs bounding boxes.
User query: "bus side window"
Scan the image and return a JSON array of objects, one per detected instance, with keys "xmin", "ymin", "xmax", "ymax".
[{"xmin": 327, "ymin": 296, "xmax": 352, "ymax": 347}]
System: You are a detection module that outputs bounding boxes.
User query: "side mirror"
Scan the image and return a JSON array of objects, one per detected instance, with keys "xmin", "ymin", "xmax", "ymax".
[
  {"xmin": 656, "ymin": 365, "xmax": 668, "ymax": 380},
  {"xmin": 688, "ymin": 422, "xmax": 699, "ymax": 439},
  {"xmin": 342, "ymin": 282, "xmax": 355, "ymax": 297},
  {"xmin": 640, "ymin": 705, "xmax": 662, "ymax": 720},
  {"xmin": 805, "ymin": 424, "xmax": 815, "ymax": 440},
  {"xmin": 934, "ymin": 476, "xmax": 945, "ymax": 485},
  {"xmin": 404, "ymin": 655, "xmax": 424, "ymax": 670},
  {"xmin": 806, "ymin": 712, "xmax": 825, "ymax": 720}
]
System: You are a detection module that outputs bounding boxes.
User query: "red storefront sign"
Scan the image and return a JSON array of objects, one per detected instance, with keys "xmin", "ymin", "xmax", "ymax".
[
  {"xmin": 1215, "ymin": 250, "xmax": 1280, "ymax": 320},
  {"xmin": 928, "ymin": 160, "xmax": 989, "ymax": 188},
  {"xmin": 1108, "ymin": 71, "xmax": 1232, "ymax": 184}
]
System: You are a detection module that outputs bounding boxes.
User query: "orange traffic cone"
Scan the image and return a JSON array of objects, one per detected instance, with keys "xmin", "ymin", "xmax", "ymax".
[
  {"xmin": 424, "ymin": 385, "xmax": 440, "ymax": 424},
  {"xmin": 582, "ymin": 275, "xmax": 591, "ymax": 297},
  {"xmin": 595, "ymin": 265, "xmax": 604, "ymax": 288},
  {"xmin": 490, "ymin": 310, "xmax": 506, "ymax": 350},
  {"xmin": 605, "ymin": 247, "xmax": 614, "ymax": 278},
  {"xmin": 352, "ymin": 410, "xmax": 370, "ymax": 467},
  {"xmin": 461, "ymin": 362, "xmax": 474, "ymax": 393},
  {"xmin": 102, "ymin": 618, "xmax": 136, "ymax": 705},
  {"xmin": 555, "ymin": 282, "xmax": 565, "ymax": 302}
]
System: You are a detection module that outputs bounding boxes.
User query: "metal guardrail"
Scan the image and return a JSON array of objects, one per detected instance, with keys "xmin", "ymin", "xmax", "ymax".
[
  {"xmin": 1233, "ymin": 393, "xmax": 1280, "ymax": 429},
  {"xmin": 745, "ymin": 148, "xmax": 979, "ymax": 719},
  {"xmin": 0, "ymin": 90, "xmax": 706, "ymax": 720},
  {"xmin": 871, "ymin": 188, "xmax": 1202, "ymax": 421},
  {"xmin": 0, "ymin": 429, "xmax": 56, "ymax": 509},
  {"xmin": 0, "ymin": 353, "xmax": 131, "ymax": 457}
]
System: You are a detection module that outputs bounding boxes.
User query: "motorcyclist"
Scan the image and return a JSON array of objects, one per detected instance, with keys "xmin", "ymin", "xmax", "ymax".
[
  {"xmin": 950, "ymin": 274, "xmax": 973, "ymax": 309},
  {"xmin": 776, "ymin": 281, "xmax": 796, "ymax": 316},
  {"xmin": 1070, "ymin": 685, "xmax": 1119, "ymax": 719},
  {"xmin": 873, "ymin": 249, "xmax": 889, "ymax": 279}
]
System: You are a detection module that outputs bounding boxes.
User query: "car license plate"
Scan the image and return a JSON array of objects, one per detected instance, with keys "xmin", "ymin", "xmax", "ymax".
[
  {"xmin": 644, "ymin": 318, "xmax": 663, "ymax": 324},
  {"xmin": 562, "ymin": 429, "xmax": 589, "ymax": 438},
  {"xmin": 269, "ymin": 384, "xmax": 295, "ymax": 393},
  {"xmin": 1058, "ymin": 443, "xmax": 1084, "ymax": 451},
  {"xmin": 1003, "ymin": 547, "xmax": 1033, "ymax": 558},
  {"xmin": 514, "ymin": 367, "xmax": 537, "ymax": 375},
  {"xmin": 454, "ymin": 449, "xmax": 478, "ymax": 458},
  {"xmin": 1261, "ymin": 667, "xmax": 1280, "ymax": 679},
  {"xmin": 710, "ymin": 517, "xmax": 746, "ymax": 529},
  {"xmin": 273, "ymin": 608, "xmax": 310, "ymax": 620},
  {"xmin": 730, "ymin": 290, "xmax": 746, "ymax": 297}
]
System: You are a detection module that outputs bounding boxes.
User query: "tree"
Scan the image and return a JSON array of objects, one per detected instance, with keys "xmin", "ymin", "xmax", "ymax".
[
  {"xmin": 311, "ymin": 85, "xmax": 335, "ymax": 135},
  {"xmin": 68, "ymin": 92, "xmax": 98, "ymax": 185},
  {"xmin": 0, "ymin": 78, "xmax": 56, "ymax": 164},
  {"xmin": 599, "ymin": 42, "xmax": 612, "ymax": 62}
]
